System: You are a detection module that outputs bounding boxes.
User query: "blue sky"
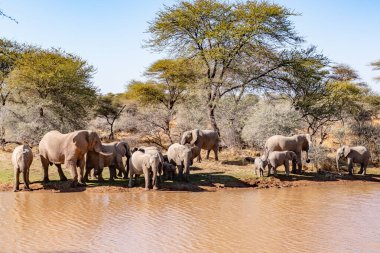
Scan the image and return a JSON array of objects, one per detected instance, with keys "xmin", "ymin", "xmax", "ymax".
[{"xmin": 0, "ymin": 0, "xmax": 379, "ymax": 93}]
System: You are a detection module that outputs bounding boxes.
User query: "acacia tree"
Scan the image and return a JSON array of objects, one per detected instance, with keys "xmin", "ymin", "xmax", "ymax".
[
  {"xmin": 0, "ymin": 9, "xmax": 17, "ymax": 23},
  {"xmin": 0, "ymin": 39, "xmax": 23, "ymax": 145},
  {"xmin": 94, "ymin": 94, "xmax": 126, "ymax": 140},
  {"xmin": 146, "ymin": 0, "xmax": 302, "ymax": 136},
  {"xmin": 371, "ymin": 60, "xmax": 380, "ymax": 81},
  {"xmin": 263, "ymin": 54, "xmax": 375, "ymax": 144},
  {"xmin": 125, "ymin": 58, "xmax": 198, "ymax": 148},
  {"xmin": 4, "ymin": 48, "xmax": 97, "ymax": 142}
]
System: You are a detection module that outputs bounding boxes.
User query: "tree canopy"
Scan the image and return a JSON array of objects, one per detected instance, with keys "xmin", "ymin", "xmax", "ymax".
[{"xmin": 147, "ymin": 0, "xmax": 303, "ymax": 134}]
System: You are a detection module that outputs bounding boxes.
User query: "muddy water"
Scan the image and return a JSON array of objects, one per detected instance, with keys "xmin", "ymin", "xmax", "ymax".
[{"xmin": 1, "ymin": 185, "xmax": 380, "ymax": 253}]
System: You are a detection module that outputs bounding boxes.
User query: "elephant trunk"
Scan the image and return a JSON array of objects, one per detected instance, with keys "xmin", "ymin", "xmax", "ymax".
[
  {"xmin": 94, "ymin": 145, "xmax": 114, "ymax": 158},
  {"xmin": 180, "ymin": 137, "xmax": 186, "ymax": 145},
  {"xmin": 305, "ymin": 150, "xmax": 310, "ymax": 163},
  {"xmin": 336, "ymin": 155, "xmax": 340, "ymax": 173}
]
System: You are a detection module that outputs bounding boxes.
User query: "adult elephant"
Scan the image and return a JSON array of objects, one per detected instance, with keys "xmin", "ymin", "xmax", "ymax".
[
  {"xmin": 167, "ymin": 143, "xmax": 193, "ymax": 181},
  {"xmin": 180, "ymin": 129, "xmax": 219, "ymax": 162},
  {"xmin": 336, "ymin": 145, "xmax": 370, "ymax": 175},
  {"xmin": 264, "ymin": 134, "xmax": 311, "ymax": 174},
  {"xmin": 39, "ymin": 130, "xmax": 112, "ymax": 187}
]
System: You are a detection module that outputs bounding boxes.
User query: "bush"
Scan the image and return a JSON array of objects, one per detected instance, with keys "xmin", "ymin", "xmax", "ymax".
[{"xmin": 241, "ymin": 100, "xmax": 303, "ymax": 148}]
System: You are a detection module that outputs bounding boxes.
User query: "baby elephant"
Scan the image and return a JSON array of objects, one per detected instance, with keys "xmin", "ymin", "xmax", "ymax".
[
  {"xmin": 254, "ymin": 156, "xmax": 267, "ymax": 177},
  {"xmin": 267, "ymin": 151, "xmax": 297, "ymax": 176},
  {"xmin": 162, "ymin": 162, "xmax": 176, "ymax": 180},
  {"xmin": 12, "ymin": 145, "xmax": 33, "ymax": 192}
]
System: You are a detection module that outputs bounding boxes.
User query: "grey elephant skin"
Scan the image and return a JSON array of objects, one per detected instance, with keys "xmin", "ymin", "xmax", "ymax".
[
  {"xmin": 39, "ymin": 130, "xmax": 112, "ymax": 187},
  {"xmin": 336, "ymin": 145, "xmax": 370, "ymax": 175},
  {"xmin": 128, "ymin": 148, "xmax": 160, "ymax": 190},
  {"xmin": 84, "ymin": 141, "xmax": 131, "ymax": 182},
  {"xmin": 180, "ymin": 129, "xmax": 219, "ymax": 162},
  {"xmin": 12, "ymin": 145, "xmax": 33, "ymax": 192},
  {"xmin": 254, "ymin": 156, "xmax": 267, "ymax": 177},
  {"xmin": 167, "ymin": 143, "xmax": 193, "ymax": 181},
  {"xmin": 134, "ymin": 146, "xmax": 164, "ymax": 179},
  {"xmin": 267, "ymin": 151, "xmax": 297, "ymax": 176},
  {"xmin": 264, "ymin": 134, "xmax": 311, "ymax": 174}
]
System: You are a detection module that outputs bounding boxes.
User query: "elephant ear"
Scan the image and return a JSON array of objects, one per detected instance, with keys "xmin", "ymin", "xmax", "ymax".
[
  {"xmin": 87, "ymin": 131, "xmax": 98, "ymax": 150},
  {"xmin": 343, "ymin": 146, "xmax": 351, "ymax": 157},
  {"xmin": 191, "ymin": 129, "xmax": 200, "ymax": 145},
  {"xmin": 120, "ymin": 142, "xmax": 131, "ymax": 157}
]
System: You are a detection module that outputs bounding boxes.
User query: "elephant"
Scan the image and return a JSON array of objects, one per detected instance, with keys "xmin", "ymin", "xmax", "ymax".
[
  {"xmin": 12, "ymin": 145, "xmax": 33, "ymax": 192},
  {"xmin": 267, "ymin": 151, "xmax": 298, "ymax": 176},
  {"xmin": 167, "ymin": 143, "xmax": 193, "ymax": 181},
  {"xmin": 180, "ymin": 129, "xmax": 219, "ymax": 162},
  {"xmin": 84, "ymin": 146, "xmax": 116, "ymax": 182},
  {"xmin": 84, "ymin": 141, "xmax": 131, "ymax": 182},
  {"xmin": 114, "ymin": 141, "xmax": 132, "ymax": 178},
  {"xmin": 131, "ymin": 146, "xmax": 164, "ymax": 180},
  {"xmin": 184, "ymin": 144, "xmax": 201, "ymax": 163},
  {"xmin": 128, "ymin": 148, "xmax": 160, "ymax": 190},
  {"xmin": 264, "ymin": 134, "xmax": 311, "ymax": 174},
  {"xmin": 39, "ymin": 130, "xmax": 112, "ymax": 187},
  {"xmin": 162, "ymin": 162, "xmax": 176, "ymax": 180},
  {"xmin": 254, "ymin": 156, "xmax": 267, "ymax": 177},
  {"xmin": 336, "ymin": 145, "xmax": 370, "ymax": 175}
]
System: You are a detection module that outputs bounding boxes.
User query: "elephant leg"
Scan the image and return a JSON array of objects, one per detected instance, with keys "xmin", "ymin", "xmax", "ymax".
[
  {"xmin": 347, "ymin": 158, "xmax": 353, "ymax": 175},
  {"xmin": 40, "ymin": 156, "xmax": 50, "ymax": 183},
  {"xmin": 23, "ymin": 169, "xmax": 31, "ymax": 191},
  {"xmin": 152, "ymin": 169, "xmax": 158, "ymax": 190},
  {"xmin": 109, "ymin": 166, "xmax": 116, "ymax": 182},
  {"xmin": 177, "ymin": 165, "xmax": 184, "ymax": 181},
  {"xmin": 77, "ymin": 159, "xmax": 86, "ymax": 186},
  {"xmin": 125, "ymin": 157, "xmax": 130, "ymax": 179},
  {"xmin": 358, "ymin": 163, "xmax": 364, "ymax": 175},
  {"xmin": 27, "ymin": 168, "xmax": 31, "ymax": 187},
  {"xmin": 197, "ymin": 153, "xmax": 202, "ymax": 163},
  {"xmin": 55, "ymin": 164, "xmax": 68, "ymax": 181},
  {"xmin": 13, "ymin": 169, "xmax": 20, "ymax": 192},
  {"xmin": 206, "ymin": 150, "xmax": 211, "ymax": 159},
  {"xmin": 97, "ymin": 166, "xmax": 105, "ymax": 182},
  {"xmin": 66, "ymin": 160, "xmax": 78, "ymax": 187},
  {"xmin": 128, "ymin": 171, "xmax": 134, "ymax": 188},
  {"xmin": 291, "ymin": 163, "xmax": 297, "ymax": 174},
  {"xmin": 267, "ymin": 164, "xmax": 272, "ymax": 177},
  {"xmin": 83, "ymin": 166, "xmax": 91, "ymax": 182},
  {"xmin": 292, "ymin": 152, "xmax": 302, "ymax": 174},
  {"xmin": 273, "ymin": 166, "xmax": 278, "ymax": 176},
  {"xmin": 362, "ymin": 164, "xmax": 367, "ymax": 175},
  {"xmin": 143, "ymin": 170, "xmax": 150, "ymax": 190},
  {"xmin": 213, "ymin": 147, "xmax": 219, "ymax": 161},
  {"xmin": 117, "ymin": 157, "xmax": 127, "ymax": 179},
  {"xmin": 284, "ymin": 161, "xmax": 290, "ymax": 176}
]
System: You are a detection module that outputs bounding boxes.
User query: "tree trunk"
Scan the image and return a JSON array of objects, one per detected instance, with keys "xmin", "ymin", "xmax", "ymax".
[
  {"xmin": 207, "ymin": 104, "xmax": 220, "ymax": 137},
  {"xmin": 109, "ymin": 122, "xmax": 114, "ymax": 140}
]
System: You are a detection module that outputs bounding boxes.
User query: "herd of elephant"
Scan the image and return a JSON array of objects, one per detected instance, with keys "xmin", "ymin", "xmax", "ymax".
[{"xmin": 10, "ymin": 129, "xmax": 371, "ymax": 192}]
